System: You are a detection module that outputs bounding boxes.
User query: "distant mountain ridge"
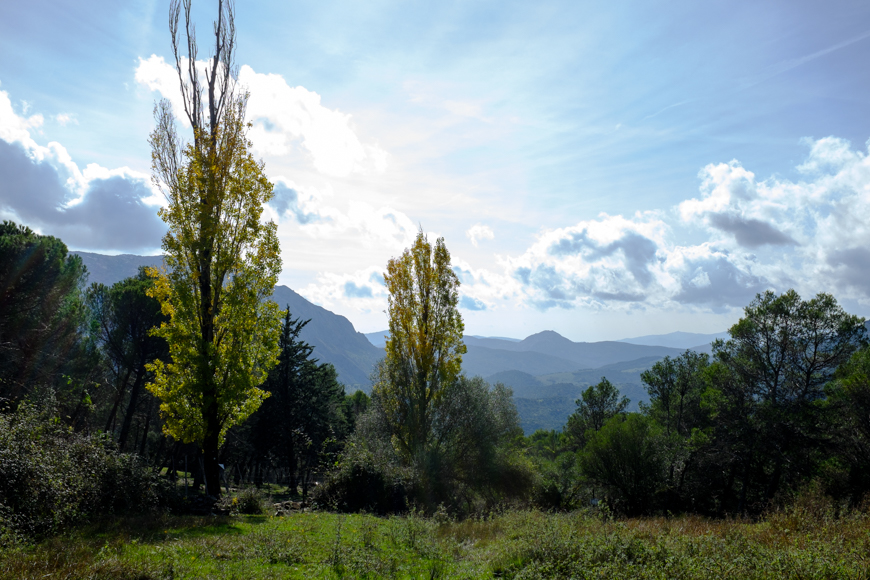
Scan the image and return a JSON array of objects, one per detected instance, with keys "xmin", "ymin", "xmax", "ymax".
[
  {"xmin": 72, "ymin": 251, "xmax": 165, "ymax": 286},
  {"xmin": 490, "ymin": 356, "xmax": 665, "ymax": 433},
  {"xmin": 269, "ymin": 286, "xmax": 382, "ymax": 389},
  {"xmin": 73, "ymin": 252, "xmax": 382, "ymax": 390},
  {"xmin": 617, "ymin": 330, "xmax": 729, "ymax": 349}
]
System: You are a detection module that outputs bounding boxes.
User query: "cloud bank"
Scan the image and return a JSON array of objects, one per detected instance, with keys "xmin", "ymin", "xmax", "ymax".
[
  {"xmin": 0, "ymin": 88, "xmax": 164, "ymax": 252},
  {"xmin": 135, "ymin": 56, "xmax": 389, "ymax": 178},
  {"xmin": 453, "ymin": 136, "xmax": 870, "ymax": 314}
]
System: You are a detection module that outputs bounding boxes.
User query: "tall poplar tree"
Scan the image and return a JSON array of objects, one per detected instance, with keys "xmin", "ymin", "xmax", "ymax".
[
  {"xmin": 146, "ymin": 0, "xmax": 282, "ymax": 496},
  {"xmin": 374, "ymin": 230, "xmax": 466, "ymax": 459}
]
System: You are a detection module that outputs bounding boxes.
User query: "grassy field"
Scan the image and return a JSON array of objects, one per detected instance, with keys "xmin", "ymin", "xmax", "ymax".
[{"xmin": 2, "ymin": 506, "xmax": 870, "ymax": 579}]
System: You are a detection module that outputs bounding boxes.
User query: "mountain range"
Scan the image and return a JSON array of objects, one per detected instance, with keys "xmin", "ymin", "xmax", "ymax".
[
  {"xmin": 73, "ymin": 252, "xmax": 382, "ymax": 390},
  {"xmin": 73, "ymin": 252, "xmax": 722, "ymax": 433}
]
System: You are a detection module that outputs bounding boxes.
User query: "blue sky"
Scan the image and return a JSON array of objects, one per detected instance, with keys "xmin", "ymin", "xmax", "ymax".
[{"xmin": 2, "ymin": 0, "xmax": 870, "ymax": 340}]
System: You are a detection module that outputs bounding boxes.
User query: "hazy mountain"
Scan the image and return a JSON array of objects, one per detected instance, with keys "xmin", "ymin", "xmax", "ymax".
[
  {"xmin": 270, "ymin": 286, "xmax": 383, "ymax": 391},
  {"xmin": 370, "ymin": 329, "xmax": 685, "ymax": 396},
  {"xmin": 73, "ymin": 251, "xmax": 164, "ymax": 286},
  {"xmin": 365, "ymin": 332, "xmax": 522, "ymax": 349},
  {"xmin": 365, "ymin": 331, "xmax": 389, "ymax": 348},
  {"xmin": 73, "ymin": 252, "xmax": 381, "ymax": 390},
  {"xmin": 465, "ymin": 330, "xmax": 683, "ymax": 370},
  {"xmin": 463, "ymin": 345, "xmax": 580, "ymax": 377},
  {"xmin": 463, "ymin": 335, "xmax": 523, "ymax": 350},
  {"xmin": 468, "ymin": 334, "xmax": 521, "ymax": 342},
  {"xmin": 485, "ymin": 370, "xmax": 541, "ymax": 392},
  {"xmin": 513, "ymin": 396, "xmax": 579, "ymax": 434},
  {"xmin": 617, "ymin": 330, "xmax": 729, "ymax": 349},
  {"xmin": 493, "ymin": 356, "xmax": 667, "ymax": 433},
  {"xmin": 689, "ymin": 342, "xmax": 715, "ymax": 355}
]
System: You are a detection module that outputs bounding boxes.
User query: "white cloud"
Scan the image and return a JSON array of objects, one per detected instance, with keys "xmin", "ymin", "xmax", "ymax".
[
  {"xmin": 270, "ymin": 179, "xmax": 416, "ymax": 253},
  {"xmin": 135, "ymin": 56, "xmax": 390, "ymax": 177},
  {"xmin": 466, "ymin": 223, "xmax": 494, "ymax": 246},
  {"xmin": 300, "ymin": 266, "xmax": 388, "ymax": 314},
  {"xmin": 502, "ymin": 213, "xmax": 676, "ymax": 308},
  {"xmin": 55, "ymin": 113, "xmax": 77, "ymax": 126},
  {"xmin": 0, "ymin": 86, "xmax": 163, "ymax": 252},
  {"xmin": 678, "ymin": 160, "xmax": 797, "ymax": 248}
]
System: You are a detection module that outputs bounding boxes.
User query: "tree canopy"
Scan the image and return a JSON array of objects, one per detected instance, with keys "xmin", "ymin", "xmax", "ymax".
[{"xmin": 0, "ymin": 221, "xmax": 89, "ymax": 404}]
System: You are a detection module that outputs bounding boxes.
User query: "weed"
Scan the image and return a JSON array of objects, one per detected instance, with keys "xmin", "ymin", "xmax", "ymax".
[{"xmin": 2, "ymin": 508, "xmax": 870, "ymax": 579}]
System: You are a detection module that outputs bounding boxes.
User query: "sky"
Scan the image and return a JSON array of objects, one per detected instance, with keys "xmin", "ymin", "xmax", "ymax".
[{"xmin": 2, "ymin": 0, "xmax": 870, "ymax": 341}]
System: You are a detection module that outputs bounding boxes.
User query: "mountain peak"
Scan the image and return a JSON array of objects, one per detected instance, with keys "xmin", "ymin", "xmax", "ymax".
[{"xmin": 522, "ymin": 330, "xmax": 572, "ymax": 344}]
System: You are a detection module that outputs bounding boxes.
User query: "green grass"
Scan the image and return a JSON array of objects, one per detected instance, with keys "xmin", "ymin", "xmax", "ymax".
[{"xmin": 2, "ymin": 508, "xmax": 870, "ymax": 579}]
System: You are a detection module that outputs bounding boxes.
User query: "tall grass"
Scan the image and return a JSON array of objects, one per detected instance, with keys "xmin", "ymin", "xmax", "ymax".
[{"xmin": 2, "ymin": 504, "xmax": 869, "ymax": 579}]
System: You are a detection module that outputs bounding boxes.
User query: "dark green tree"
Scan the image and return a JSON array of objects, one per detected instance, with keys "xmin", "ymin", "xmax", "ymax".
[
  {"xmin": 578, "ymin": 414, "xmax": 666, "ymax": 516},
  {"xmin": 823, "ymin": 347, "xmax": 870, "ymax": 504},
  {"xmin": 251, "ymin": 309, "xmax": 346, "ymax": 496},
  {"xmin": 86, "ymin": 268, "xmax": 168, "ymax": 450},
  {"xmin": 329, "ymin": 376, "xmax": 530, "ymax": 514},
  {"xmin": 707, "ymin": 290, "xmax": 866, "ymax": 512},
  {"xmin": 642, "ymin": 350, "xmax": 709, "ymax": 438},
  {"xmin": 641, "ymin": 350, "xmax": 711, "ymax": 508},
  {"xmin": 564, "ymin": 377, "xmax": 629, "ymax": 448},
  {"xmin": 0, "ymin": 221, "xmax": 90, "ymax": 407}
]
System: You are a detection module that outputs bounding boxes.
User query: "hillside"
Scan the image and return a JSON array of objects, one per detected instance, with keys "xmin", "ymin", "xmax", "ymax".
[
  {"xmin": 73, "ymin": 252, "xmax": 381, "ymax": 390},
  {"xmin": 463, "ymin": 345, "xmax": 580, "ymax": 377},
  {"xmin": 617, "ymin": 330, "xmax": 728, "ymax": 349},
  {"xmin": 491, "ymin": 356, "xmax": 666, "ymax": 433},
  {"xmin": 270, "ymin": 286, "xmax": 382, "ymax": 390},
  {"xmin": 72, "ymin": 251, "xmax": 164, "ymax": 286}
]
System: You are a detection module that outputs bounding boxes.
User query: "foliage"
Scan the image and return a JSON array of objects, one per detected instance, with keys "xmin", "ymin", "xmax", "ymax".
[
  {"xmin": 824, "ymin": 346, "xmax": 870, "ymax": 504},
  {"xmin": 0, "ymin": 221, "xmax": 91, "ymax": 406},
  {"xmin": 642, "ymin": 350, "xmax": 709, "ymax": 437},
  {"xmin": 319, "ymin": 376, "xmax": 532, "ymax": 515},
  {"xmin": 563, "ymin": 377, "xmax": 629, "ymax": 449},
  {"xmin": 376, "ymin": 229, "xmax": 466, "ymax": 459},
  {"xmin": 640, "ymin": 350, "xmax": 712, "ymax": 510},
  {"xmin": 524, "ymin": 430, "xmax": 584, "ymax": 510},
  {"xmin": 342, "ymin": 389, "xmax": 370, "ymax": 435},
  {"xmin": 216, "ymin": 487, "xmax": 268, "ymax": 516},
  {"xmin": 700, "ymin": 290, "xmax": 867, "ymax": 513},
  {"xmin": 247, "ymin": 310, "xmax": 347, "ymax": 496},
  {"xmin": 323, "ymin": 230, "xmax": 531, "ymax": 515},
  {"xmin": 0, "ymin": 402, "xmax": 174, "ymax": 544},
  {"xmin": 578, "ymin": 414, "xmax": 667, "ymax": 515},
  {"xmin": 86, "ymin": 269, "xmax": 168, "ymax": 450},
  {"xmin": 145, "ymin": 0, "xmax": 282, "ymax": 495}
]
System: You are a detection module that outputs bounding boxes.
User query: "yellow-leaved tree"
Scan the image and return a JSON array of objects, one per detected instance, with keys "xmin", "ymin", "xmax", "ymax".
[
  {"xmin": 145, "ymin": 0, "xmax": 282, "ymax": 497},
  {"xmin": 375, "ymin": 230, "xmax": 466, "ymax": 459}
]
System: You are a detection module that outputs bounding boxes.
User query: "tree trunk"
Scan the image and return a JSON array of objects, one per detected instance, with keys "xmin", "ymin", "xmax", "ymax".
[
  {"xmin": 104, "ymin": 366, "xmax": 133, "ymax": 434},
  {"xmin": 118, "ymin": 366, "xmax": 146, "ymax": 450},
  {"xmin": 202, "ymin": 397, "xmax": 222, "ymax": 496},
  {"xmin": 139, "ymin": 398, "xmax": 153, "ymax": 457}
]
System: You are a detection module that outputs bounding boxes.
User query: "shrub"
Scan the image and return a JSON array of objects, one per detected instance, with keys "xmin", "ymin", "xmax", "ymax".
[
  {"xmin": 0, "ymin": 403, "xmax": 175, "ymax": 543},
  {"xmin": 315, "ymin": 377, "xmax": 534, "ymax": 516}
]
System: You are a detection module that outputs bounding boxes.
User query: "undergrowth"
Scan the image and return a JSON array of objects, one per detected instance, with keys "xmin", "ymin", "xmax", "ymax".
[{"xmin": 2, "ymin": 506, "xmax": 869, "ymax": 579}]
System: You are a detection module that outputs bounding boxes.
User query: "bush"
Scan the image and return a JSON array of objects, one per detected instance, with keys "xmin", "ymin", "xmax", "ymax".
[
  {"xmin": 216, "ymin": 487, "xmax": 269, "ymax": 515},
  {"xmin": 315, "ymin": 376, "xmax": 534, "ymax": 516},
  {"xmin": 0, "ymin": 403, "xmax": 175, "ymax": 543}
]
